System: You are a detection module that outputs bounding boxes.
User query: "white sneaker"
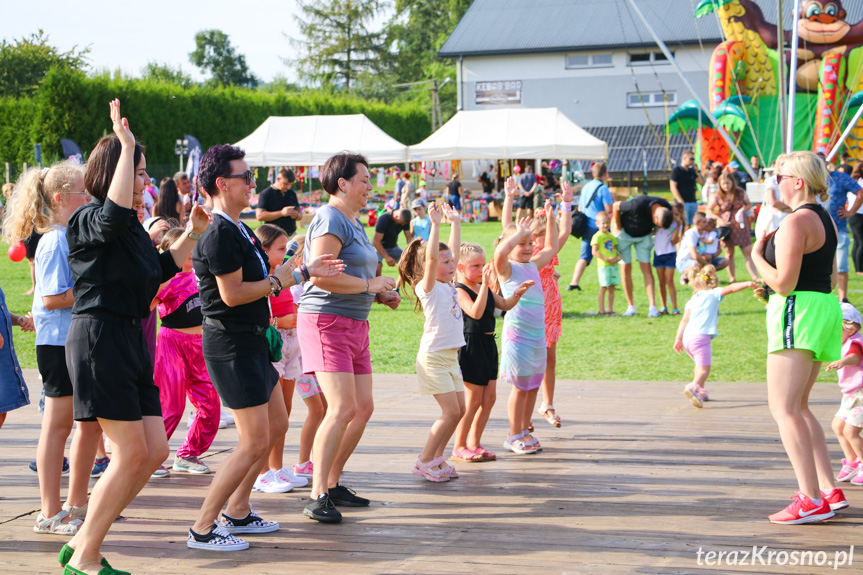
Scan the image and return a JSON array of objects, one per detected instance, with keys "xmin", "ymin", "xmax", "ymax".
[
  {"xmin": 647, "ymin": 306, "xmax": 660, "ymax": 318},
  {"xmin": 220, "ymin": 408, "xmax": 234, "ymax": 428},
  {"xmin": 274, "ymin": 467, "xmax": 309, "ymax": 488},
  {"xmin": 252, "ymin": 470, "xmax": 293, "ymax": 493},
  {"xmin": 622, "ymin": 306, "xmax": 637, "ymax": 317}
]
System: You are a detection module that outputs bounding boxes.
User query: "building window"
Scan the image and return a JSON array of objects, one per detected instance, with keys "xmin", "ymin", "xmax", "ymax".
[
  {"xmin": 627, "ymin": 91, "xmax": 677, "ymax": 108},
  {"xmin": 628, "ymin": 51, "xmax": 673, "ymax": 66},
  {"xmin": 565, "ymin": 53, "xmax": 613, "ymax": 69}
]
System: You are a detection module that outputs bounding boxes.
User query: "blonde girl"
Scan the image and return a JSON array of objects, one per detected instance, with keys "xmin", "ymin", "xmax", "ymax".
[
  {"xmin": 672, "ymin": 265, "xmax": 754, "ymax": 408},
  {"xmin": 398, "ymin": 203, "xmax": 464, "ymax": 482},
  {"xmin": 827, "ymin": 303, "xmax": 863, "ymax": 493},
  {"xmin": 493, "ymin": 205, "xmax": 558, "ymax": 454},
  {"xmin": 3, "ymin": 162, "xmax": 101, "ymax": 535},
  {"xmin": 452, "ymin": 243, "xmax": 532, "ymax": 462}
]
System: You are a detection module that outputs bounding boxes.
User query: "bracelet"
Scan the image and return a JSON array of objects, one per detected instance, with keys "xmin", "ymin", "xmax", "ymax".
[
  {"xmin": 268, "ymin": 275, "xmax": 282, "ymax": 297},
  {"xmin": 188, "ymin": 230, "xmax": 202, "ymax": 240},
  {"xmin": 562, "ymin": 202, "xmax": 572, "ymax": 213},
  {"xmin": 299, "ymin": 264, "xmax": 310, "ymax": 281},
  {"xmin": 365, "ymin": 279, "xmax": 370, "ymax": 294},
  {"xmin": 292, "ymin": 270, "xmax": 302, "ymax": 286}
]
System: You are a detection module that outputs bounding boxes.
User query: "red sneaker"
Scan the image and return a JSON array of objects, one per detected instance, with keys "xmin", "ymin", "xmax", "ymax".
[
  {"xmin": 768, "ymin": 492, "xmax": 835, "ymax": 524},
  {"xmin": 821, "ymin": 488, "xmax": 849, "ymax": 511}
]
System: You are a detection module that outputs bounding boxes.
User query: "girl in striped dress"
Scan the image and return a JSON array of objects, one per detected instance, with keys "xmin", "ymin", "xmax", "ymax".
[{"xmin": 493, "ymin": 205, "xmax": 558, "ymax": 454}]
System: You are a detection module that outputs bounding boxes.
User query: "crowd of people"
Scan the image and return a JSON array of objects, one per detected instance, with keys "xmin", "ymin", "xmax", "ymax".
[{"xmin": 0, "ymin": 101, "xmax": 862, "ymax": 573}]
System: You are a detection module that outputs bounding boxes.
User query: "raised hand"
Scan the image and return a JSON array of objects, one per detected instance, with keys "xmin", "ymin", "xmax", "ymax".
[
  {"xmin": 515, "ymin": 216, "xmax": 532, "ymax": 237},
  {"xmin": 109, "ymin": 99, "xmax": 135, "ymax": 148},
  {"xmin": 561, "ymin": 181, "xmax": 573, "ymax": 203},
  {"xmin": 428, "ymin": 202, "xmax": 443, "ymax": 225},
  {"xmin": 544, "ymin": 199, "xmax": 554, "ymax": 220},
  {"xmin": 504, "ymin": 176, "xmax": 518, "ymax": 198},
  {"xmin": 514, "ymin": 279, "xmax": 535, "ymax": 298},
  {"xmin": 189, "ymin": 204, "xmax": 210, "ymax": 235},
  {"xmin": 443, "ymin": 203, "xmax": 461, "ymax": 223},
  {"xmin": 482, "ymin": 263, "xmax": 495, "ymax": 285}
]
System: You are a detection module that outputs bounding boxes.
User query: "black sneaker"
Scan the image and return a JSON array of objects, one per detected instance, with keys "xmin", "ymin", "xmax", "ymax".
[
  {"xmin": 187, "ymin": 522, "xmax": 249, "ymax": 551},
  {"xmin": 329, "ymin": 483, "xmax": 370, "ymax": 507},
  {"xmin": 567, "ymin": 284, "xmax": 581, "ymax": 291},
  {"xmin": 219, "ymin": 508, "xmax": 279, "ymax": 534},
  {"xmin": 303, "ymin": 493, "xmax": 342, "ymax": 523}
]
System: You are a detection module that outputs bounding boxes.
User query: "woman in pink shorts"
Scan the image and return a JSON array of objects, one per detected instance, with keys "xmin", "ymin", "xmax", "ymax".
[
  {"xmin": 673, "ymin": 264, "xmax": 755, "ymax": 408},
  {"xmin": 297, "ymin": 153, "xmax": 400, "ymax": 523}
]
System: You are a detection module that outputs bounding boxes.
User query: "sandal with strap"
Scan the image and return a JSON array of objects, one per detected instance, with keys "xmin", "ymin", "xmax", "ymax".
[
  {"xmin": 474, "ymin": 446, "xmax": 496, "ymax": 461},
  {"xmin": 537, "ymin": 402, "xmax": 562, "ymax": 428},
  {"xmin": 34, "ymin": 510, "xmax": 81, "ymax": 535},
  {"xmin": 451, "ymin": 447, "xmax": 482, "ymax": 462},
  {"xmin": 433, "ymin": 457, "xmax": 458, "ymax": 479},
  {"xmin": 522, "ymin": 430, "xmax": 542, "ymax": 451},
  {"xmin": 503, "ymin": 434, "xmax": 537, "ymax": 455},
  {"xmin": 411, "ymin": 457, "xmax": 449, "ymax": 482}
]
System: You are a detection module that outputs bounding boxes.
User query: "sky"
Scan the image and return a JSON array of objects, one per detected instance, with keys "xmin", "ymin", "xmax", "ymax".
[{"xmin": 3, "ymin": 0, "xmax": 392, "ymax": 83}]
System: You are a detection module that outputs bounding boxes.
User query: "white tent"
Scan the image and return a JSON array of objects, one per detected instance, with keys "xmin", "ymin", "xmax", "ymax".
[
  {"xmin": 408, "ymin": 107, "xmax": 607, "ymax": 161},
  {"xmin": 234, "ymin": 115, "xmax": 407, "ymax": 165}
]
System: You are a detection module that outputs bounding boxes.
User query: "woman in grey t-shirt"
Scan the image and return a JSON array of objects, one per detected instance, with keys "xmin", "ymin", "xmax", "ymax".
[{"xmin": 298, "ymin": 152, "xmax": 400, "ymax": 523}]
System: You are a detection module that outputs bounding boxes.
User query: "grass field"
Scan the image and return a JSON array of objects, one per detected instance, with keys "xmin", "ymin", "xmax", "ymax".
[{"xmin": 2, "ymin": 219, "xmax": 859, "ymax": 383}]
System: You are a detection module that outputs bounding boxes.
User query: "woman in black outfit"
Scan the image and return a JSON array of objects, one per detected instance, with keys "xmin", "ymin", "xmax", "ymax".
[{"xmin": 61, "ymin": 100, "xmax": 209, "ymax": 574}]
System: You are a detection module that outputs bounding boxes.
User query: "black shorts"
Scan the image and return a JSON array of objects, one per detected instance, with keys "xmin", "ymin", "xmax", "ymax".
[
  {"xmin": 202, "ymin": 324, "xmax": 278, "ymax": 410},
  {"xmin": 66, "ymin": 313, "xmax": 161, "ymax": 422},
  {"xmin": 458, "ymin": 333, "xmax": 498, "ymax": 386},
  {"xmin": 37, "ymin": 345, "xmax": 73, "ymax": 398},
  {"xmin": 519, "ymin": 195, "xmax": 534, "ymax": 210}
]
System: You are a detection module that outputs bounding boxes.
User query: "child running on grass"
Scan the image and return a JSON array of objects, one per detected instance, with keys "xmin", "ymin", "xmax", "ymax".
[
  {"xmin": 253, "ymin": 224, "xmax": 309, "ymax": 493},
  {"xmin": 654, "ymin": 202, "xmax": 684, "ymax": 314},
  {"xmin": 673, "ymin": 265, "xmax": 755, "ymax": 408},
  {"xmin": 590, "ymin": 211, "xmax": 620, "ymax": 316},
  {"xmin": 451, "ymin": 242, "xmax": 533, "ymax": 462},
  {"xmin": 494, "ymin": 205, "xmax": 558, "ymax": 454},
  {"xmin": 828, "ymin": 303, "xmax": 863, "ymax": 490},
  {"xmin": 399, "ymin": 203, "xmax": 464, "ymax": 482}
]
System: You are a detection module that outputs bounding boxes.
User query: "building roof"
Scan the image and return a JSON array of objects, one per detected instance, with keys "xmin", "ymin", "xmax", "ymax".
[
  {"xmin": 583, "ymin": 125, "xmax": 694, "ymax": 173},
  {"xmin": 439, "ymin": 0, "xmax": 723, "ymax": 58}
]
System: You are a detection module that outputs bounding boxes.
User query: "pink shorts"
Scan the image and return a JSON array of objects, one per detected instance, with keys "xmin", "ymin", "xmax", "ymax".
[
  {"xmin": 683, "ymin": 334, "xmax": 713, "ymax": 367},
  {"xmin": 298, "ymin": 313, "xmax": 372, "ymax": 375}
]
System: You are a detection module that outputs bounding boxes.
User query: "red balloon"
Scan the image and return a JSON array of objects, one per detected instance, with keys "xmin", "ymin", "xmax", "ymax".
[{"xmin": 7, "ymin": 241, "xmax": 26, "ymax": 262}]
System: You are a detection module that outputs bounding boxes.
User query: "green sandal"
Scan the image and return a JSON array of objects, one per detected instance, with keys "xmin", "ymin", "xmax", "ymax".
[{"xmin": 59, "ymin": 547, "xmax": 130, "ymax": 575}]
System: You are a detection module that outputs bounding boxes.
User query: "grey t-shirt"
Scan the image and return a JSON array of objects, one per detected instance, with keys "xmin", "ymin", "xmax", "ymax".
[{"xmin": 298, "ymin": 204, "xmax": 377, "ymax": 321}]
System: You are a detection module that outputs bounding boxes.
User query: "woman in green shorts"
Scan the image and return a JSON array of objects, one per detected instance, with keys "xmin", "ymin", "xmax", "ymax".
[{"xmin": 752, "ymin": 151, "xmax": 845, "ymax": 525}]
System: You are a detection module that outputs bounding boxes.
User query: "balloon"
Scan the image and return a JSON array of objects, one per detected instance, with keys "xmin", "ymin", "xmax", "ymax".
[{"xmin": 8, "ymin": 241, "xmax": 26, "ymax": 262}]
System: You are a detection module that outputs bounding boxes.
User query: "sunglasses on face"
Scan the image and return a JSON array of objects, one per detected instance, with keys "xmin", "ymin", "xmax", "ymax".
[
  {"xmin": 776, "ymin": 174, "xmax": 797, "ymax": 184},
  {"xmin": 222, "ymin": 170, "xmax": 255, "ymax": 186}
]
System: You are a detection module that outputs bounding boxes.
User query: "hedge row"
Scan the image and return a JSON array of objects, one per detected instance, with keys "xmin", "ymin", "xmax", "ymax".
[{"xmin": 0, "ymin": 68, "xmax": 432, "ymax": 180}]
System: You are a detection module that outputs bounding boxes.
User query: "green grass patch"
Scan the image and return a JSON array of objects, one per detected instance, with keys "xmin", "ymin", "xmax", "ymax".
[{"xmin": 2, "ymin": 220, "xmax": 856, "ymax": 383}]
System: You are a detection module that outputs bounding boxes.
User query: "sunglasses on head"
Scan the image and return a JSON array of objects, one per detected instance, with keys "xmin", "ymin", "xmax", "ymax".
[{"xmin": 222, "ymin": 169, "xmax": 255, "ymax": 186}]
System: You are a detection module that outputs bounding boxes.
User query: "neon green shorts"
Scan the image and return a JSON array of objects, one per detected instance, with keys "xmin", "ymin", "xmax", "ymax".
[{"xmin": 766, "ymin": 291, "xmax": 842, "ymax": 362}]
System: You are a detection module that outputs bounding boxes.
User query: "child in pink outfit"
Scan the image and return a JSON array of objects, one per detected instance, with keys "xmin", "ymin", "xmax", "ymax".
[
  {"xmin": 153, "ymin": 229, "xmax": 221, "ymax": 474},
  {"xmin": 828, "ymin": 303, "xmax": 863, "ymax": 487}
]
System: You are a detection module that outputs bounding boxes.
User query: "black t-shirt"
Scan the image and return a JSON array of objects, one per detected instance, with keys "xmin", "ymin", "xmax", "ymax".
[
  {"xmin": 619, "ymin": 195, "xmax": 671, "ymax": 238},
  {"xmin": 257, "ymin": 185, "xmax": 300, "ymax": 235},
  {"xmin": 447, "ymin": 180, "xmax": 462, "ymax": 198},
  {"xmin": 374, "ymin": 211, "xmax": 409, "ymax": 249},
  {"xmin": 193, "ymin": 214, "xmax": 270, "ymax": 327},
  {"xmin": 479, "ymin": 172, "xmax": 493, "ymax": 195},
  {"xmin": 670, "ymin": 166, "xmax": 698, "ymax": 203}
]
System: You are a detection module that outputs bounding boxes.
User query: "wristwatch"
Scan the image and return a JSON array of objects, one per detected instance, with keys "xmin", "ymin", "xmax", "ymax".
[{"xmin": 188, "ymin": 231, "xmax": 203, "ymax": 240}]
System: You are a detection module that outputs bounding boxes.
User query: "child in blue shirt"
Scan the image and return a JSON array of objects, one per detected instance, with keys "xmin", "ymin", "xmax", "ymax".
[{"xmin": 672, "ymin": 264, "xmax": 755, "ymax": 408}]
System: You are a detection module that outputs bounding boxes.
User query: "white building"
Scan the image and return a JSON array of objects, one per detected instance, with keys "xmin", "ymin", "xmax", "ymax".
[{"xmin": 439, "ymin": 0, "xmax": 731, "ymax": 174}]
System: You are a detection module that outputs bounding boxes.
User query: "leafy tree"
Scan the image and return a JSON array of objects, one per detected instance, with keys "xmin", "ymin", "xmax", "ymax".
[
  {"xmin": 189, "ymin": 30, "xmax": 258, "ymax": 87},
  {"xmin": 142, "ymin": 61, "xmax": 192, "ymax": 87},
  {"xmin": 0, "ymin": 30, "xmax": 88, "ymax": 98},
  {"xmin": 290, "ymin": 0, "xmax": 390, "ymax": 90}
]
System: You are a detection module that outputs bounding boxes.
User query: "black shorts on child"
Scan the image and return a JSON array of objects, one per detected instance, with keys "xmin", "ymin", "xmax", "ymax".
[
  {"xmin": 458, "ymin": 333, "xmax": 498, "ymax": 386},
  {"xmin": 37, "ymin": 345, "xmax": 73, "ymax": 398}
]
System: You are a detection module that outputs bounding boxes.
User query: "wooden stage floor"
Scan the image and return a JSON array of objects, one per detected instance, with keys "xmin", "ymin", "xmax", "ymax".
[{"xmin": 1, "ymin": 370, "xmax": 860, "ymax": 574}]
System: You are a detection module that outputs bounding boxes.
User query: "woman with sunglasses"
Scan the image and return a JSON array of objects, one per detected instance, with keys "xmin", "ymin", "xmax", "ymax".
[
  {"xmin": 188, "ymin": 145, "xmax": 344, "ymax": 551},
  {"xmin": 60, "ymin": 100, "xmax": 210, "ymax": 574},
  {"xmin": 752, "ymin": 151, "xmax": 845, "ymax": 525},
  {"xmin": 2, "ymin": 162, "xmax": 101, "ymax": 538}
]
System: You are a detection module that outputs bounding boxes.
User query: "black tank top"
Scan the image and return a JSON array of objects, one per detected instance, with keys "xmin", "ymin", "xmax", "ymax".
[
  {"xmin": 161, "ymin": 293, "xmax": 204, "ymax": 329},
  {"xmin": 763, "ymin": 203, "xmax": 835, "ymax": 294},
  {"xmin": 455, "ymin": 283, "xmax": 495, "ymax": 333}
]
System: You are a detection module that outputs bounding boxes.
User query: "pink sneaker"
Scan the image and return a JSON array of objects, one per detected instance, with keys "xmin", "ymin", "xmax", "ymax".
[
  {"xmin": 837, "ymin": 458, "xmax": 859, "ymax": 482},
  {"xmin": 293, "ymin": 461, "xmax": 314, "ymax": 478},
  {"xmin": 821, "ymin": 488, "xmax": 849, "ymax": 511},
  {"xmin": 768, "ymin": 492, "xmax": 834, "ymax": 524},
  {"xmin": 698, "ymin": 387, "xmax": 709, "ymax": 401},
  {"xmin": 684, "ymin": 383, "xmax": 703, "ymax": 408},
  {"xmin": 411, "ymin": 457, "xmax": 449, "ymax": 482},
  {"xmin": 852, "ymin": 466, "xmax": 863, "ymax": 486}
]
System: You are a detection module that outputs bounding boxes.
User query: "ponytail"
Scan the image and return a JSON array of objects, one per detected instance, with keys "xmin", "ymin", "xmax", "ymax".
[{"xmin": 2, "ymin": 161, "xmax": 84, "ymax": 244}]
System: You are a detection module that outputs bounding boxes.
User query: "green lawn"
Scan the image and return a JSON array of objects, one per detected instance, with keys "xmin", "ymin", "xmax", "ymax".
[{"xmin": 2, "ymin": 220, "xmax": 857, "ymax": 383}]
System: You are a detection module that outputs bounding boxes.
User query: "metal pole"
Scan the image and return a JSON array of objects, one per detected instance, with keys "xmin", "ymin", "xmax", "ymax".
[
  {"xmin": 786, "ymin": 0, "xmax": 801, "ymax": 153},
  {"xmin": 826, "ymin": 105, "xmax": 863, "ymax": 162},
  {"xmin": 777, "ymin": 0, "xmax": 787, "ymax": 153},
  {"xmin": 626, "ymin": 0, "xmax": 757, "ymax": 182}
]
